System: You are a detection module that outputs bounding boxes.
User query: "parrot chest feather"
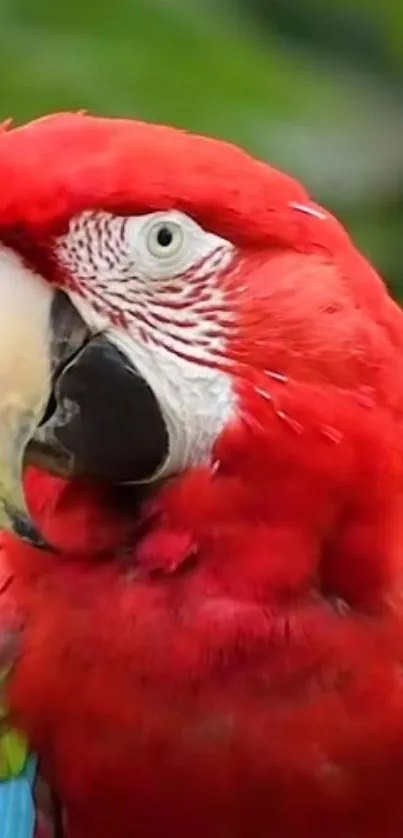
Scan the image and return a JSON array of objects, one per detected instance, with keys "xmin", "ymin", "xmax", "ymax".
[{"xmin": 8, "ymin": 558, "xmax": 403, "ymax": 838}]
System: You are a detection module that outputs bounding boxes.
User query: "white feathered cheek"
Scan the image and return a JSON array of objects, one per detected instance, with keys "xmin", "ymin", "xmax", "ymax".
[{"xmin": 53, "ymin": 209, "xmax": 237, "ymax": 479}]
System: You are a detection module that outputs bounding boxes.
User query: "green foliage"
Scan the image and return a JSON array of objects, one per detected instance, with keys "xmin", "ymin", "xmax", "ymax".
[{"xmin": 0, "ymin": 0, "xmax": 402, "ymax": 295}]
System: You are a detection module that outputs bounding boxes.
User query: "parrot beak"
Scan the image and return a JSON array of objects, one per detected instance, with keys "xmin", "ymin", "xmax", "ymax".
[
  {"xmin": 0, "ymin": 252, "xmax": 169, "ymax": 550},
  {"xmin": 0, "ymin": 255, "xmax": 90, "ymax": 549},
  {"xmin": 0, "ymin": 251, "xmax": 55, "ymax": 547}
]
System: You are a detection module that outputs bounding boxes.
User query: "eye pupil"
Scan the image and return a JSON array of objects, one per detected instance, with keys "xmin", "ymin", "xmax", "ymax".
[
  {"xmin": 146, "ymin": 218, "xmax": 184, "ymax": 260},
  {"xmin": 156, "ymin": 225, "xmax": 173, "ymax": 247}
]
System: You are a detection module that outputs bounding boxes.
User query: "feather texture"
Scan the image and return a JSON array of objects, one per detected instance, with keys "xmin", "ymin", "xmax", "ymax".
[{"xmin": 1, "ymin": 114, "xmax": 403, "ymax": 837}]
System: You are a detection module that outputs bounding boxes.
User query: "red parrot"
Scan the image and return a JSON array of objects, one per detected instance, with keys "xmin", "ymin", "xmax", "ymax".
[{"xmin": 0, "ymin": 113, "xmax": 403, "ymax": 838}]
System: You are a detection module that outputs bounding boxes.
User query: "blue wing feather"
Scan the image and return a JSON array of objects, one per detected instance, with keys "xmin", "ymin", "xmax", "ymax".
[{"xmin": 0, "ymin": 756, "xmax": 37, "ymax": 838}]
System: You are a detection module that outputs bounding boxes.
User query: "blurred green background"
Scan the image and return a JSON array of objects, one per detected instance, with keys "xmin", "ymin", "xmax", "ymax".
[{"xmin": 0, "ymin": 0, "xmax": 402, "ymax": 296}]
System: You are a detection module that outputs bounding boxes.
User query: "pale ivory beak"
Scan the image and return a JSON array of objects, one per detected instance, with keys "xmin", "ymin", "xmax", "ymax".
[
  {"xmin": 0, "ymin": 247, "xmax": 53, "ymax": 546},
  {"xmin": 0, "ymin": 244, "xmax": 170, "ymax": 550}
]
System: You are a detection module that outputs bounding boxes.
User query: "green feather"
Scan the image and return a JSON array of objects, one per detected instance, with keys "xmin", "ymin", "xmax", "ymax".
[
  {"xmin": 0, "ymin": 668, "xmax": 29, "ymax": 782},
  {"xmin": 0, "ymin": 729, "xmax": 29, "ymax": 781}
]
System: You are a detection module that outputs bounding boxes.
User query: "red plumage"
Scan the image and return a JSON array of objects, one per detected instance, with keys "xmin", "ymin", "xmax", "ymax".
[{"xmin": 1, "ymin": 114, "xmax": 403, "ymax": 837}]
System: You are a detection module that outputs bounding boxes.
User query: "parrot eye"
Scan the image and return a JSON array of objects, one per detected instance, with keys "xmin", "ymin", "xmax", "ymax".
[
  {"xmin": 146, "ymin": 220, "xmax": 184, "ymax": 260},
  {"xmin": 130, "ymin": 209, "xmax": 233, "ymax": 281},
  {"xmin": 56, "ymin": 209, "xmax": 234, "ymax": 287}
]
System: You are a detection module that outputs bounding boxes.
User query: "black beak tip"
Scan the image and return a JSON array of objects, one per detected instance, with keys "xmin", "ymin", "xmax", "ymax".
[{"xmin": 5, "ymin": 506, "xmax": 56, "ymax": 552}]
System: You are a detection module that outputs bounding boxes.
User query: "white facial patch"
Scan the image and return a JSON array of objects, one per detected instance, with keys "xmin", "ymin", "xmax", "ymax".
[{"xmin": 55, "ymin": 210, "xmax": 237, "ymax": 477}]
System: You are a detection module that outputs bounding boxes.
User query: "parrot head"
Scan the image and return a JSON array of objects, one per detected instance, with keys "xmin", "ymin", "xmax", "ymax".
[{"xmin": 0, "ymin": 112, "xmax": 401, "ymax": 608}]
